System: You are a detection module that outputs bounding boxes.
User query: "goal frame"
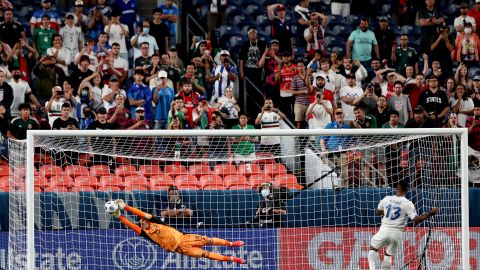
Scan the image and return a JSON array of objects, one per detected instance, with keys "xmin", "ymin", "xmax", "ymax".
[{"xmin": 22, "ymin": 128, "xmax": 470, "ymax": 270}]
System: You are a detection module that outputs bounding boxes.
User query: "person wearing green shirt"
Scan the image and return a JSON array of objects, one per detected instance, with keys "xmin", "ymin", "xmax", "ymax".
[
  {"xmin": 392, "ymin": 35, "xmax": 419, "ymax": 77},
  {"xmin": 351, "ymin": 105, "xmax": 377, "ymax": 128},
  {"xmin": 33, "ymin": 14, "xmax": 56, "ymax": 57},
  {"xmin": 382, "ymin": 111, "xmax": 405, "ymax": 129},
  {"xmin": 7, "ymin": 103, "xmax": 39, "ymax": 140},
  {"xmin": 231, "ymin": 114, "xmax": 256, "ymax": 164}
]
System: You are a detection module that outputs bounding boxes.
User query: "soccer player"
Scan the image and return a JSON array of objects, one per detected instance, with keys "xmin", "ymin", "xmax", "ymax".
[
  {"xmin": 368, "ymin": 181, "xmax": 439, "ymax": 270},
  {"xmin": 110, "ymin": 199, "xmax": 246, "ymax": 264}
]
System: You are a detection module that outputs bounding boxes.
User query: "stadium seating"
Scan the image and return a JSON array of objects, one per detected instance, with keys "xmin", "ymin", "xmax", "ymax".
[
  {"xmin": 164, "ymin": 164, "xmax": 187, "ymax": 176},
  {"xmin": 0, "ymin": 176, "xmax": 8, "ymax": 192},
  {"xmin": 237, "ymin": 164, "xmax": 261, "ymax": 177},
  {"xmin": 199, "ymin": 174, "xmax": 223, "ymax": 189},
  {"xmin": 39, "ymin": 165, "xmax": 63, "ymax": 178},
  {"xmin": 89, "ymin": 165, "xmax": 112, "ymax": 177},
  {"xmin": 249, "ymin": 174, "xmax": 273, "ymax": 189},
  {"xmin": 99, "ymin": 176, "xmax": 126, "ymax": 190},
  {"xmin": 188, "ymin": 164, "xmax": 212, "ymax": 177},
  {"xmin": 50, "ymin": 175, "xmax": 75, "ymax": 190},
  {"xmin": 174, "ymin": 174, "xmax": 200, "ymax": 190},
  {"xmin": 138, "ymin": 165, "xmax": 162, "ymax": 177},
  {"xmin": 64, "ymin": 165, "xmax": 89, "ymax": 178},
  {"xmin": 274, "ymin": 174, "xmax": 303, "ymax": 190},
  {"xmin": 74, "ymin": 175, "xmax": 99, "ymax": 189},
  {"xmin": 0, "ymin": 165, "xmax": 8, "ymax": 177},
  {"xmin": 264, "ymin": 163, "xmax": 287, "ymax": 176},
  {"xmin": 114, "ymin": 165, "xmax": 138, "ymax": 177},
  {"xmin": 125, "ymin": 175, "xmax": 150, "ymax": 191},
  {"xmin": 224, "ymin": 174, "xmax": 248, "ymax": 188},
  {"xmin": 150, "ymin": 174, "xmax": 174, "ymax": 190},
  {"xmin": 213, "ymin": 164, "xmax": 237, "ymax": 176}
]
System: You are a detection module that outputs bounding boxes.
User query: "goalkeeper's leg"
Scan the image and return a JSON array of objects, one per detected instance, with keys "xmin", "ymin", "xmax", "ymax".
[{"xmin": 206, "ymin": 237, "xmax": 244, "ymax": 247}]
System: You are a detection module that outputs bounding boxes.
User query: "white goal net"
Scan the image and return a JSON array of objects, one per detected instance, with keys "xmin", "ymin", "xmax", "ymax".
[{"xmin": 6, "ymin": 129, "xmax": 469, "ymax": 270}]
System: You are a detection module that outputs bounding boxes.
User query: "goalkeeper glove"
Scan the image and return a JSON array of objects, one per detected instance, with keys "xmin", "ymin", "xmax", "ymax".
[
  {"xmin": 110, "ymin": 209, "xmax": 121, "ymax": 218},
  {"xmin": 115, "ymin": 199, "xmax": 126, "ymax": 210}
]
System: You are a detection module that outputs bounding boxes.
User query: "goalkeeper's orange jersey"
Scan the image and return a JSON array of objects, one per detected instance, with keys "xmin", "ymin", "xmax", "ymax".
[{"xmin": 143, "ymin": 222, "xmax": 183, "ymax": 252}]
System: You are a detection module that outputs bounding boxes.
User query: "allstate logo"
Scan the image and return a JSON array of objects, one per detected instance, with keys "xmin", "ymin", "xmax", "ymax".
[{"xmin": 112, "ymin": 238, "xmax": 157, "ymax": 270}]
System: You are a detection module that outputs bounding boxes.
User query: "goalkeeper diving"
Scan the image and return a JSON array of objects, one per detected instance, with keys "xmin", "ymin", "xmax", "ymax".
[{"xmin": 105, "ymin": 199, "xmax": 246, "ymax": 264}]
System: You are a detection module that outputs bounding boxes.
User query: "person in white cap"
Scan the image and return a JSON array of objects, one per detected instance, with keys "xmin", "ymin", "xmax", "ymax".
[
  {"xmin": 152, "ymin": 70, "xmax": 175, "ymax": 129},
  {"xmin": 207, "ymin": 49, "xmax": 237, "ymax": 105}
]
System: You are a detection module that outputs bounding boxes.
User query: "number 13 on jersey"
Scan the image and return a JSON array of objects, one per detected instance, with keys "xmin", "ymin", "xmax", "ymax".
[{"xmin": 385, "ymin": 204, "xmax": 401, "ymax": 220}]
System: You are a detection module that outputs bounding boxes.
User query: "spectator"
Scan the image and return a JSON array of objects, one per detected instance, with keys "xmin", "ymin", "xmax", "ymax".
[
  {"xmin": 160, "ymin": 53, "xmax": 181, "ymax": 90},
  {"xmin": 352, "ymin": 83, "xmax": 378, "ymax": 114},
  {"xmin": 307, "ymin": 50, "xmax": 321, "ymax": 74},
  {"xmin": 382, "ymin": 110, "xmax": 404, "ymax": 128},
  {"xmin": 418, "ymin": 75, "xmax": 449, "ymax": 126},
  {"xmin": 392, "ymin": 35, "xmax": 419, "ymax": 77},
  {"xmin": 472, "ymin": 75, "xmax": 480, "ymax": 102},
  {"xmin": 168, "ymin": 96, "xmax": 187, "ymax": 127},
  {"xmin": 267, "ymin": 4, "xmax": 293, "ymax": 54},
  {"xmin": 291, "ymin": 59, "xmax": 312, "ymax": 128},
  {"xmin": 102, "ymin": 75, "xmax": 126, "ymax": 111},
  {"xmin": 404, "ymin": 73, "xmax": 428, "ymax": 108},
  {"xmin": 207, "ymin": 0, "xmax": 227, "ymax": 42},
  {"xmin": 131, "ymin": 21, "xmax": 159, "ymax": 61},
  {"xmin": 239, "ymin": 26, "xmax": 266, "ymax": 115},
  {"xmin": 193, "ymin": 97, "xmax": 216, "ymax": 129},
  {"xmin": 445, "ymin": 77, "xmax": 456, "ymax": 98},
  {"xmin": 74, "ymin": 39, "xmax": 98, "ymax": 72},
  {"xmin": 294, "ymin": 0, "xmax": 311, "ymax": 48},
  {"xmin": 128, "ymin": 107, "xmax": 151, "ymax": 130},
  {"xmin": 337, "ymin": 58, "xmax": 368, "ymax": 89},
  {"xmin": 255, "ymin": 98, "xmax": 286, "ymax": 156},
  {"xmin": 0, "ymin": 70, "xmax": 12, "ymax": 116},
  {"xmin": 454, "ymin": 64, "xmax": 473, "ymax": 91},
  {"xmin": 371, "ymin": 95, "xmax": 392, "ymax": 128},
  {"xmin": 8, "ymin": 67, "xmax": 41, "ymax": 118},
  {"xmin": 70, "ymin": 55, "xmax": 94, "ymax": 95},
  {"xmin": 46, "ymin": 34, "xmax": 71, "ymax": 75},
  {"xmin": 110, "ymin": 43, "xmax": 129, "ymax": 85},
  {"xmin": 93, "ymin": 32, "xmax": 111, "ymax": 60},
  {"xmin": 158, "ymin": 0, "xmax": 179, "ymax": 46},
  {"xmin": 207, "ymin": 110, "xmax": 227, "ymax": 165},
  {"xmin": 392, "ymin": 0, "xmax": 415, "ymax": 26},
  {"xmin": 254, "ymin": 182, "xmax": 287, "ymax": 228},
  {"xmin": 231, "ymin": 114, "xmax": 256, "ymax": 165},
  {"xmin": 168, "ymin": 46, "xmax": 184, "ymax": 70},
  {"xmin": 444, "ymin": 113, "xmax": 461, "ymax": 128},
  {"xmin": 455, "ymin": 2, "xmax": 476, "ymax": 35},
  {"xmin": 72, "ymin": 0, "xmax": 88, "ymax": 29},
  {"xmin": 7, "ymin": 103, "xmax": 38, "ymax": 139},
  {"xmin": 78, "ymin": 71, "xmax": 103, "ymax": 110},
  {"xmin": 0, "ymin": 8, "xmax": 25, "ymax": 49},
  {"xmin": 468, "ymin": 0, "xmax": 480, "ymax": 37},
  {"xmin": 208, "ymin": 50, "xmax": 237, "ymax": 105},
  {"xmin": 107, "ymin": 93, "xmax": 133, "ymax": 129},
  {"xmin": 375, "ymin": 16, "xmax": 395, "ymax": 65},
  {"xmin": 153, "ymin": 70, "xmax": 175, "ymax": 129},
  {"xmin": 215, "ymin": 86, "xmax": 240, "ymax": 128},
  {"xmin": 258, "ymin": 39, "xmax": 281, "ymax": 106},
  {"xmin": 405, "ymin": 105, "xmax": 436, "ymax": 128},
  {"xmin": 306, "ymin": 88, "xmax": 333, "ymax": 129},
  {"xmin": 346, "ymin": 18, "xmax": 380, "ymax": 69},
  {"xmin": 32, "ymin": 55, "xmax": 67, "ymax": 104},
  {"xmin": 430, "ymin": 23, "xmax": 454, "ymax": 78},
  {"xmin": 112, "ymin": 0, "xmax": 138, "ymax": 35},
  {"xmin": 7, "ymin": 40, "xmax": 36, "ymax": 81},
  {"xmin": 87, "ymin": 1, "xmax": 110, "ymax": 40},
  {"xmin": 313, "ymin": 74, "xmax": 335, "ymax": 111},
  {"xmin": 455, "ymin": 22, "xmax": 480, "ymax": 67},
  {"xmin": 179, "ymin": 64, "xmax": 205, "ymax": 95},
  {"xmin": 466, "ymin": 100, "xmax": 480, "ymax": 151},
  {"xmin": 104, "ymin": 10, "xmax": 129, "ymax": 62},
  {"xmin": 304, "ymin": 13, "xmax": 327, "ymax": 59},
  {"xmin": 351, "ymin": 105, "xmax": 377, "ymax": 128},
  {"xmin": 30, "ymin": 0, "xmax": 61, "ymax": 34},
  {"xmin": 331, "ymin": 0, "xmax": 350, "ymax": 17},
  {"xmin": 145, "ymin": 53, "xmax": 162, "ymax": 84},
  {"xmin": 167, "ymin": 114, "xmax": 182, "ymax": 130},
  {"xmin": 177, "ymin": 80, "xmax": 200, "ymax": 129},
  {"xmin": 380, "ymin": 72, "xmax": 406, "ymax": 100},
  {"xmin": 150, "ymin": 8, "xmax": 169, "ymax": 55},
  {"xmin": 52, "ymin": 103, "xmax": 79, "ymax": 130},
  {"xmin": 450, "ymin": 84, "xmax": 474, "ymax": 127},
  {"xmin": 312, "ymin": 57, "xmax": 337, "ymax": 92},
  {"xmin": 32, "ymin": 14, "xmax": 55, "ymax": 57},
  {"xmin": 274, "ymin": 51, "xmax": 297, "ymax": 122},
  {"xmin": 87, "ymin": 107, "xmax": 112, "ymax": 130},
  {"xmin": 418, "ymin": 0, "xmax": 444, "ymax": 54},
  {"xmin": 59, "ymin": 13, "xmax": 84, "ymax": 64},
  {"xmin": 339, "ymin": 73, "xmax": 364, "ymax": 123},
  {"xmin": 0, "ymin": 105, "xmax": 9, "ymax": 150},
  {"xmin": 79, "ymin": 106, "xmax": 96, "ymax": 130},
  {"xmin": 160, "ymin": 186, "xmax": 194, "ymax": 222},
  {"xmin": 388, "ymin": 81, "xmax": 413, "ymax": 125},
  {"xmin": 127, "ymin": 69, "xmax": 151, "ymax": 120},
  {"xmin": 134, "ymin": 42, "xmax": 152, "ymax": 69}
]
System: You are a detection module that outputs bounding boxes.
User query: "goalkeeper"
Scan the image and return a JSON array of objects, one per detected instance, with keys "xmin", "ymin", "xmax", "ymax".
[{"xmin": 109, "ymin": 199, "xmax": 246, "ymax": 264}]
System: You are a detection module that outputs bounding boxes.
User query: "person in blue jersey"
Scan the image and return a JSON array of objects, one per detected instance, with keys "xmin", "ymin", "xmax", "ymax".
[
  {"xmin": 153, "ymin": 70, "xmax": 175, "ymax": 129},
  {"xmin": 158, "ymin": 0, "xmax": 179, "ymax": 46},
  {"xmin": 127, "ymin": 69, "xmax": 152, "ymax": 120}
]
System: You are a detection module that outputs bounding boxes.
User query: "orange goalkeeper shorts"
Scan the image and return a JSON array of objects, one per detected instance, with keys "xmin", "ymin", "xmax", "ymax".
[{"xmin": 175, "ymin": 234, "xmax": 209, "ymax": 257}]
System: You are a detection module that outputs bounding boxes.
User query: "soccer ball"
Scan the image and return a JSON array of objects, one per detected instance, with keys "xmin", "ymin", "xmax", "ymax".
[{"xmin": 105, "ymin": 201, "xmax": 119, "ymax": 214}]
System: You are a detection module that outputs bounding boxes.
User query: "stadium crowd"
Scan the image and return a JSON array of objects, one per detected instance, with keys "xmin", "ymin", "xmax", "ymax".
[{"xmin": 0, "ymin": 0, "xmax": 478, "ymax": 187}]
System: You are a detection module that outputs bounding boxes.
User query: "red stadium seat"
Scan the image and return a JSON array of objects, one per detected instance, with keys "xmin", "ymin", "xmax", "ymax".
[
  {"xmin": 74, "ymin": 176, "xmax": 99, "ymax": 188},
  {"xmin": 39, "ymin": 165, "xmax": 63, "ymax": 178},
  {"xmin": 50, "ymin": 175, "xmax": 75, "ymax": 189},
  {"xmin": 249, "ymin": 174, "xmax": 272, "ymax": 189},
  {"xmin": 274, "ymin": 174, "xmax": 303, "ymax": 190},
  {"xmin": 90, "ymin": 165, "xmax": 112, "ymax": 177},
  {"xmin": 0, "ymin": 165, "xmax": 8, "ymax": 177},
  {"xmin": 70, "ymin": 186, "xmax": 95, "ymax": 192},
  {"xmin": 77, "ymin": 153, "xmax": 91, "ymax": 166},
  {"xmin": 115, "ymin": 156, "xmax": 131, "ymax": 165},
  {"xmin": 64, "ymin": 165, "xmax": 89, "ymax": 178},
  {"xmin": 125, "ymin": 175, "xmax": 150, "ymax": 191},
  {"xmin": 138, "ymin": 165, "xmax": 162, "ymax": 177},
  {"xmin": 199, "ymin": 175, "xmax": 223, "ymax": 189},
  {"xmin": 237, "ymin": 164, "xmax": 260, "ymax": 177},
  {"xmin": 188, "ymin": 164, "xmax": 212, "ymax": 177},
  {"xmin": 164, "ymin": 164, "xmax": 187, "ymax": 177},
  {"xmin": 34, "ymin": 154, "xmax": 53, "ymax": 165},
  {"xmin": 115, "ymin": 165, "xmax": 138, "ymax": 177},
  {"xmin": 264, "ymin": 164, "xmax": 287, "ymax": 176},
  {"xmin": 0, "ymin": 176, "xmax": 9, "ymax": 190},
  {"xmin": 36, "ymin": 176, "xmax": 50, "ymax": 189},
  {"xmin": 213, "ymin": 164, "xmax": 237, "ymax": 176},
  {"xmin": 174, "ymin": 175, "xmax": 199, "ymax": 189},
  {"xmin": 150, "ymin": 174, "xmax": 174, "ymax": 189},
  {"xmin": 99, "ymin": 176, "xmax": 126, "ymax": 189},
  {"xmin": 224, "ymin": 174, "xmax": 248, "ymax": 188}
]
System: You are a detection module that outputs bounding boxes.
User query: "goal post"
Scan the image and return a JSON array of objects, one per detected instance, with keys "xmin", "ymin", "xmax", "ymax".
[{"xmin": 7, "ymin": 128, "xmax": 470, "ymax": 269}]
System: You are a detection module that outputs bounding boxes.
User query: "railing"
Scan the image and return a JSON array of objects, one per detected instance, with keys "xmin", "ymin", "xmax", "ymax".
[{"xmin": 185, "ymin": 13, "xmax": 208, "ymax": 53}]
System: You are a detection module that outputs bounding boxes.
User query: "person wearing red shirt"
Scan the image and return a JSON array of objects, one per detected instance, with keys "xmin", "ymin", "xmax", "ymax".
[
  {"xmin": 468, "ymin": 1, "xmax": 480, "ymax": 36},
  {"xmin": 403, "ymin": 73, "xmax": 428, "ymax": 108},
  {"xmin": 176, "ymin": 80, "xmax": 200, "ymax": 129},
  {"xmin": 274, "ymin": 51, "xmax": 297, "ymax": 122}
]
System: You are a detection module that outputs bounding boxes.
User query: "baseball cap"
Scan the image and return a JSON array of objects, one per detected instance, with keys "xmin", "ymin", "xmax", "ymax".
[
  {"xmin": 135, "ymin": 107, "xmax": 145, "ymax": 112},
  {"xmin": 79, "ymin": 55, "xmax": 90, "ymax": 63},
  {"xmin": 220, "ymin": 50, "xmax": 230, "ymax": 56},
  {"xmin": 96, "ymin": 107, "xmax": 107, "ymax": 114},
  {"xmin": 346, "ymin": 73, "xmax": 356, "ymax": 79},
  {"xmin": 413, "ymin": 105, "xmax": 424, "ymax": 113},
  {"xmin": 316, "ymin": 74, "xmax": 326, "ymax": 80},
  {"xmin": 335, "ymin": 108, "xmax": 344, "ymax": 114},
  {"xmin": 158, "ymin": 70, "xmax": 168, "ymax": 79},
  {"xmin": 110, "ymin": 75, "xmax": 119, "ymax": 82},
  {"xmin": 75, "ymin": 0, "xmax": 83, "ymax": 6},
  {"xmin": 476, "ymin": 0, "xmax": 480, "ymax": 4},
  {"xmin": 52, "ymin": 86, "xmax": 62, "ymax": 92},
  {"xmin": 65, "ymin": 13, "xmax": 74, "ymax": 20},
  {"xmin": 473, "ymin": 75, "xmax": 480, "ymax": 81},
  {"xmin": 379, "ymin": 16, "xmax": 388, "ymax": 22},
  {"xmin": 276, "ymin": 4, "xmax": 286, "ymax": 11},
  {"xmin": 169, "ymin": 45, "xmax": 177, "ymax": 51},
  {"xmin": 270, "ymin": 39, "xmax": 279, "ymax": 45},
  {"xmin": 247, "ymin": 26, "xmax": 257, "ymax": 34}
]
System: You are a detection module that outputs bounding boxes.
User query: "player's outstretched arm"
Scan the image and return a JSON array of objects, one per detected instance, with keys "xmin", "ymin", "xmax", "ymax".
[
  {"xmin": 413, "ymin": 207, "xmax": 439, "ymax": 226},
  {"xmin": 115, "ymin": 199, "xmax": 153, "ymax": 220}
]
